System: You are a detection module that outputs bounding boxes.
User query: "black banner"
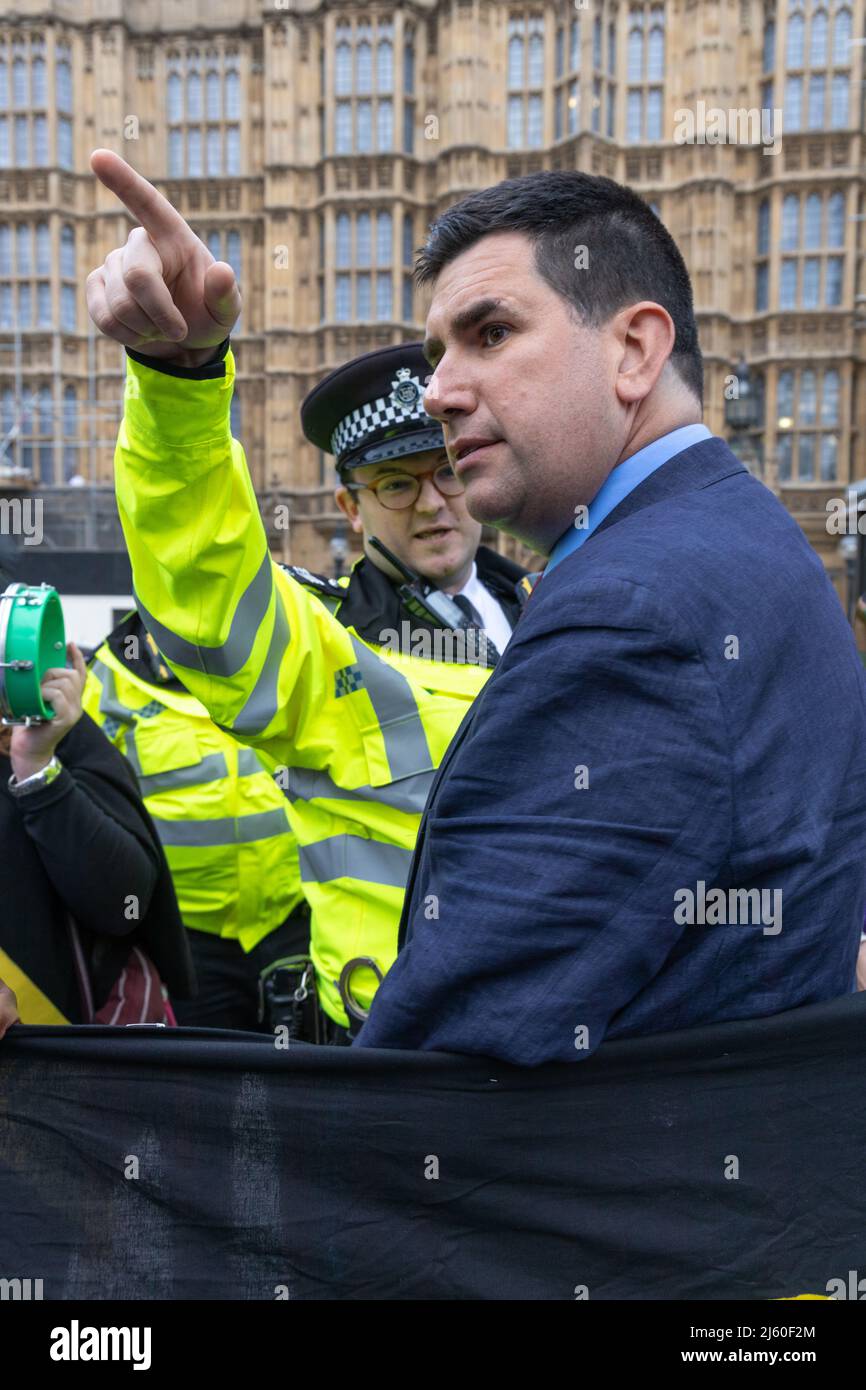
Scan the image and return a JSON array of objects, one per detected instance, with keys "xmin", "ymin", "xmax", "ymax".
[{"xmin": 2, "ymin": 994, "xmax": 866, "ymax": 1301}]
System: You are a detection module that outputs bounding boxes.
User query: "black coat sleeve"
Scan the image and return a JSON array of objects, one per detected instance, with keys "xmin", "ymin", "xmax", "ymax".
[{"xmin": 11, "ymin": 712, "xmax": 161, "ymax": 937}]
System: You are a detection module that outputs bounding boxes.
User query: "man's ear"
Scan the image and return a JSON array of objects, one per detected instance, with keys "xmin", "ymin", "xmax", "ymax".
[{"xmin": 335, "ymin": 482, "xmax": 364, "ymax": 535}]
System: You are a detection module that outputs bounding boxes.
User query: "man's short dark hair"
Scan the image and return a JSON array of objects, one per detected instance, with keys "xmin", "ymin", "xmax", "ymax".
[{"xmin": 416, "ymin": 171, "xmax": 703, "ymax": 406}]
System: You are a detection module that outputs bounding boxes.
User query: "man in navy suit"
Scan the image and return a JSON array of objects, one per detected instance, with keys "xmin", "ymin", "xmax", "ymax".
[{"xmin": 354, "ymin": 170, "xmax": 866, "ymax": 1063}]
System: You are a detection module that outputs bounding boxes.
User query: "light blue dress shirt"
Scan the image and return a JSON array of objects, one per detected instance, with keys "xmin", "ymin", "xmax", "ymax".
[{"xmin": 545, "ymin": 423, "xmax": 713, "ymax": 573}]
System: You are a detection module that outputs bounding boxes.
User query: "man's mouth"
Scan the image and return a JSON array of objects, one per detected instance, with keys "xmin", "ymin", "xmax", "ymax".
[
  {"xmin": 450, "ymin": 438, "xmax": 502, "ymax": 472},
  {"xmin": 413, "ymin": 525, "xmax": 454, "ymax": 541}
]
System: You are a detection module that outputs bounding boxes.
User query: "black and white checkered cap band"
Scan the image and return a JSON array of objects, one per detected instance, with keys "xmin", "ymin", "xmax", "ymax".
[{"xmin": 331, "ymin": 376, "xmax": 432, "ymax": 460}]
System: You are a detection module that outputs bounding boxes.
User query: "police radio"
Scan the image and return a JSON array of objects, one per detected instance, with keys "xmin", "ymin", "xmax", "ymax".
[
  {"xmin": 0, "ymin": 583, "xmax": 66, "ymax": 725},
  {"xmin": 368, "ymin": 536, "xmax": 499, "ymax": 665}
]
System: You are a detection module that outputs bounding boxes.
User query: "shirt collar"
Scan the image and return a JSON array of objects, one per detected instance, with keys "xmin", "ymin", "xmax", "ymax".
[{"xmin": 545, "ymin": 423, "xmax": 712, "ymax": 574}]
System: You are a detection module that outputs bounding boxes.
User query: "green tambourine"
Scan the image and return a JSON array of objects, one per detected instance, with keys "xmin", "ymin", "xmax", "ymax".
[{"xmin": 0, "ymin": 583, "xmax": 66, "ymax": 724}]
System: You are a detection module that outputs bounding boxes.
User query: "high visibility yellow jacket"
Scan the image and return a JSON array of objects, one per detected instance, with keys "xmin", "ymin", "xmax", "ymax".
[
  {"xmin": 83, "ymin": 642, "xmax": 304, "ymax": 953},
  {"xmin": 114, "ymin": 343, "xmax": 525, "ymax": 1024}
]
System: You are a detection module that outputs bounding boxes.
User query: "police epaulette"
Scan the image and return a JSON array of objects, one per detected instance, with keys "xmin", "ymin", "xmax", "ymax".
[{"xmin": 279, "ymin": 564, "xmax": 346, "ymax": 600}]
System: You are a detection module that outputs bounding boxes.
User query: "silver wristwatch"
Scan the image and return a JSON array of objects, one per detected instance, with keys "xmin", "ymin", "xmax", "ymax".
[{"xmin": 8, "ymin": 755, "xmax": 63, "ymax": 797}]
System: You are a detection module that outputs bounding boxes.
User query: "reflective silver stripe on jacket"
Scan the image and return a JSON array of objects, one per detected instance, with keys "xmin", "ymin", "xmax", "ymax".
[
  {"xmin": 237, "ymin": 747, "xmax": 264, "ymax": 777},
  {"xmin": 284, "ymin": 764, "xmax": 434, "ymax": 816},
  {"xmin": 348, "ymin": 635, "xmax": 434, "ymax": 780},
  {"xmin": 133, "ymin": 549, "xmax": 274, "ymax": 678},
  {"xmin": 298, "ymin": 835, "xmax": 412, "ymax": 888},
  {"xmin": 93, "ymin": 660, "xmax": 136, "ymax": 728},
  {"xmin": 125, "ymin": 731, "xmax": 229, "ymax": 798},
  {"xmin": 226, "ymin": 597, "xmax": 291, "ymax": 736},
  {"xmin": 151, "ymin": 808, "xmax": 289, "ymax": 848}
]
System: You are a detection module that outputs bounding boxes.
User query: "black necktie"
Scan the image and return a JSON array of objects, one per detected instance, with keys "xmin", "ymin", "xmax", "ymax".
[{"xmin": 452, "ymin": 593, "xmax": 485, "ymax": 628}]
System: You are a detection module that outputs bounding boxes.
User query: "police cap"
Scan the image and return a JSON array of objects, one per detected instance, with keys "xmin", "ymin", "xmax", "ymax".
[{"xmin": 301, "ymin": 342, "xmax": 444, "ymax": 475}]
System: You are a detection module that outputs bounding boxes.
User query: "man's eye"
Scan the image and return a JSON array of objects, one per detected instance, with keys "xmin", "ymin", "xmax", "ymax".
[
  {"xmin": 481, "ymin": 324, "xmax": 509, "ymax": 347},
  {"xmin": 379, "ymin": 477, "xmax": 413, "ymax": 494}
]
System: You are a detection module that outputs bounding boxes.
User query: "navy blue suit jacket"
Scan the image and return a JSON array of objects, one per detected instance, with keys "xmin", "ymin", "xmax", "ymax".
[{"xmin": 355, "ymin": 437, "xmax": 866, "ymax": 1063}]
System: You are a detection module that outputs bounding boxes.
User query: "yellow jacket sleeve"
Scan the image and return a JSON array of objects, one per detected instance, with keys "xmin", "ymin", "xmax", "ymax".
[{"xmin": 114, "ymin": 346, "xmax": 367, "ymax": 784}]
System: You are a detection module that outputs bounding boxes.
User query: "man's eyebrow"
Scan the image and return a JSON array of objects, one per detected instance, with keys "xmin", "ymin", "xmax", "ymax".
[{"xmin": 423, "ymin": 297, "xmax": 508, "ymax": 363}]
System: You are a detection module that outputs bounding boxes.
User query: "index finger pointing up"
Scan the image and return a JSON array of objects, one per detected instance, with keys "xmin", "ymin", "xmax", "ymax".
[{"xmin": 90, "ymin": 148, "xmax": 196, "ymax": 247}]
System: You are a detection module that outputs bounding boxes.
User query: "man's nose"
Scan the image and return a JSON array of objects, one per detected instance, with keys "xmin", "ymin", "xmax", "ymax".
[
  {"xmin": 422, "ymin": 361, "xmax": 475, "ymax": 423},
  {"xmin": 414, "ymin": 475, "xmax": 445, "ymax": 513}
]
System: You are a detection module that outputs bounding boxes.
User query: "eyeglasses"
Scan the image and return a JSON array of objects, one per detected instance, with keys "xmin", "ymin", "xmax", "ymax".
[{"xmin": 344, "ymin": 462, "xmax": 465, "ymax": 511}]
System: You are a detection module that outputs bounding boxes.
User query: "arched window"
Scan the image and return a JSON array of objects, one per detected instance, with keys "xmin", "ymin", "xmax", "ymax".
[
  {"xmin": 781, "ymin": 194, "xmax": 800, "ymax": 249},
  {"xmin": 167, "ymin": 70, "xmax": 182, "ymax": 122},
  {"xmin": 37, "ymin": 281, "xmax": 51, "ymax": 325},
  {"xmin": 757, "ymin": 198, "xmax": 770, "ymax": 254},
  {"xmin": 804, "ymin": 192, "xmax": 822, "ymax": 247},
  {"xmin": 356, "ymin": 100, "xmax": 372, "ymax": 151},
  {"xmin": 335, "ymin": 101, "xmax": 352, "ymax": 153},
  {"xmin": 569, "ymin": 19, "xmax": 579, "ymax": 71},
  {"xmin": 60, "ymin": 223, "xmax": 75, "ymax": 277},
  {"xmin": 376, "ymin": 40, "xmax": 393, "ymax": 93},
  {"xmin": 402, "ymin": 212, "xmax": 413, "ymax": 266},
  {"xmin": 62, "ymin": 385, "xmax": 77, "ymax": 481},
  {"xmin": 556, "ymin": 26, "xmax": 564, "ymax": 78},
  {"xmin": 647, "ymin": 26, "xmax": 665, "ymax": 80},
  {"xmin": 225, "ymin": 67, "xmax": 240, "ymax": 120},
  {"xmin": 808, "ymin": 72, "xmax": 825, "ymax": 127},
  {"xmin": 821, "ymin": 369, "xmax": 840, "ymax": 425},
  {"xmin": 786, "ymin": 13, "xmax": 805, "ymax": 65},
  {"xmin": 832, "ymin": 8, "xmax": 852, "ymax": 63},
  {"xmin": 206, "ymin": 69, "xmax": 220, "ymax": 120},
  {"xmin": 0, "ymin": 59, "xmax": 8, "ymax": 109},
  {"xmin": 627, "ymin": 89, "xmax": 642, "ymax": 141},
  {"xmin": 827, "ymin": 190, "xmax": 845, "ymax": 247},
  {"xmin": 168, "ymin": 128, "xmax": 183, "ymax": 176},
  {"xmin": 335, "ymin": 37, "xmax": 352, "ymax": 95},
  {"xmin": 763, "ymin": 20, "xmax": 776, "ymax": 71},
  {"xmin": 0, "ymin": 224, "xmax": 10, "ymax": 274},
  {"xmin": 60, "ymin": 283, "xmax": 75, "ymax": 330},
  {"xmin": 206, "ymin": 230, "xmax": 221, "ymax": 261},
  {"xmin": 777, "ymin": 370, "xmax": 795, "ymax": 425},
  {"xmin": 528, "ymin": 31, "xmax": 544, "ymax": 86},
  {"xmin": 1, "ymin": 389, "xmax": 15, "ymax": 454},
  {"xmin": 33, "ymin": 113, "xmax": 47, "ymax": 165},
  {"xmin": 357, "ymin": 41, "xmax": 372, "ymax": 93},
  {"xmin": 225, "ymin": 126, "xmax": 239, "ymax": 175},
  {"xmin": 187, "ymin": 69, "xmax": 201, "ymax": 120},
  {"xmin": 356, "ymin": 212, "xmax": 371, "ymax": 267},
  {"xmin": 647, "ymin": 88, "xmax": 662, "ymax": 139},
  {"xmin": 13, "ymin": 58, "xmax": 27, "ymax": 107},
  {"xmin": 62, "ymin": 384, "xmax": 76, "ymax": 430},
  {"xmin": 593, "ymin": 15, "xmax": 602, "ymax": 68},
  {"xmin": 376, "ymin": 271, "xmax": 392, "ymax": 321},
  {"xmin": 508, "ymin": 34, "xmax": 523, "ymax": 89},
  {"xmin": 36, "ymin": 221, "xmax": 50, "ymax": 273},
  {"xmin": 376, "ymin": 211, "xmax": 392, "ymax": 265},
  {"xmin": 55, "ymin": 53, "xmax": 72, "ymax": 113},
  {"xmin": 628, "ymin": 27, "xmax": 643, "ymax": 81},
  {"xmin": 32, "ymin": 56, "xmax": 46, "ymax": 105},
  {"xmin": 830, "ymin": 72, "xmax": 849, "ymax": 126},
  {"xmin": 810, "ymin": 10, "xmax": 828, "ymax": 64},
  {"xmin": 335, "ymin": 212, "xmax": 351, "ymax": 268},
  {"xmin": 404, "ymin": 36, "xmax": 415, "ymax": 94},
  {"xmin": 16, "ymin": 222, "xmax": 30, "ymax": 274},
  {"xmin": 800, "ymin": 370, "xmax": 817, "ymax": 423},
  {"xmin": 38, "ymin": 383, "xmax": 52, "ymax": 433},
  {"xmin": 206, "ymin": 127, "xmax": 221, "ymax": 175},
  {"xmin": 377, "ymin": 99, "xmax": 393, "ymax": 150},
  {"xmin": 226, "ymin": 231, "xmax": 241, "ymax": 279},
  {"xmin": 183, "ymin": 128, "xmax": 199, "ymax": 176}
]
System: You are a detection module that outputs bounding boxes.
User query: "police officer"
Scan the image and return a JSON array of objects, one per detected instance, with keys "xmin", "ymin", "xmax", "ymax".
[
  {"xmin": 85, "ymin": 150, "xmax": 532, "ymax": 1040},
  {"xmin": 84, "ymin": 612, "xmax": 313, "ymax": 1035}
]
